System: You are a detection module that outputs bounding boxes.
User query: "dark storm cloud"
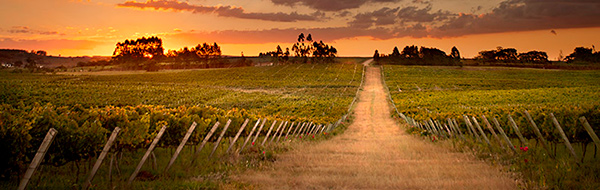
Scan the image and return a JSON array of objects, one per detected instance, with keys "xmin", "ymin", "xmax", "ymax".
[
  {"xmin": 348, "ymin": 6, "xmax": 453, "ymax": 28},
  {"xmin": 118, "ymin": 0, "xmax": 322, "ymax": 22},
  {"xmin": 271, "ymin": 0, "xmax": 401, "ymax": 11},
  {"xmin": 434, "ymin": 0, "xmax": 600, "ymax": 37}
]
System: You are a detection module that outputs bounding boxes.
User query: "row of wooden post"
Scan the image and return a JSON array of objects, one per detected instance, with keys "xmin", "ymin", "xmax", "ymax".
[
  {"xmin": 17, "ymin": 116, "xmax": 345, "ymax": 190},
  {"xmin": 403, "ymin": 111, "xmax": 599, "ymax": 163}
]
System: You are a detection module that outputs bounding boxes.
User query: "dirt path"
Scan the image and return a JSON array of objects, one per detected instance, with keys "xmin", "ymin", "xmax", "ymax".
[{"xmin": 233, "ymin": 62, "xmax": 517, "ymax": 189}]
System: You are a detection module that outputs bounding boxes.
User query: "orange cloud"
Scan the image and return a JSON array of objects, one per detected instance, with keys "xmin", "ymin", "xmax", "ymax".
[{"xmin": 118, "ymin": 0, "xmax": 322, "ymax": 22}]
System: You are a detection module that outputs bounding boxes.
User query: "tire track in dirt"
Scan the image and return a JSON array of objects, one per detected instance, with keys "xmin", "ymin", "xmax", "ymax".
[{"xmin": 233, "ymin": 61, "xmax": 517, "ymax": 189}]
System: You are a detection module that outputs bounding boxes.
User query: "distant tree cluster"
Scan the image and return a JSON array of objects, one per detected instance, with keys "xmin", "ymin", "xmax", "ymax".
[
  {"xmin": 259, "ymin": 33, "xmax": 337, "ymax": 64},
  {"xmin": 476, "ymin": 47, "xmax": 549, "ymax": 64},
  {"xmin": 259, "ymin": 45, "xmax": 290, "ymax": 63},
  {"xmin": 375, "ymin": 45, "xmax": 460, "ymax": 66},
  {"xmin": 110, "ymin": 36, "xmax": 232, "ymax": 70},
  {"xmin": 112, "ymin": 36, "xmax": 164, "ymax": 64},
  {"xmin": 164, "ymin": 43, "xmax": 227, "ymax": 69},
  {"xmin": 565, "ymin": 46, "xmax": 600, "ymax": 63}
]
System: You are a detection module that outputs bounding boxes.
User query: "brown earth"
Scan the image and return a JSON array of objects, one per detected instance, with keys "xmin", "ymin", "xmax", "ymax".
[{"xmin": 232, "ymin": 60, "xmax": 518, "ymax": 189}]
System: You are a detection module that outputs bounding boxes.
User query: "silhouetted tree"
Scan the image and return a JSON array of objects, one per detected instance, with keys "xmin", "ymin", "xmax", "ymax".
[
  {"xmin": 35, "ymin": 50, "xmax": 47, "ymax": 56},
  {"xmin": 476, "ymin": 50, "xmax": 498, "ymax": 63},
  {"xmin": 450, "ymin": 46, "xmax": 460, "ymax": 60},
  {"xmin": 450, "ymin": 46, "xmax": 461, "ymax": 66},
  {"xmin": 165, "ymin": 42, "xmax": 222, "ymax": 68},
  {"xmin": 565, "ymin": 47, "xmax": 597, "ymax": 63},
  {"xmin": 373, "ymin": 50, "xmax": 380, "ymax": 62},
  {"xmin": 401, "ymin": 46, "xmax": 419, "ymax": 59},
  {"xmin": 112, "ymin": 36, "xmax": 164, "ymax": 68},
  {"xmin": 284, "ymin": 48, "xmax": 290, "ymax": 62},
  {"xmin": 312, "ymin": 40, "xmax": 337, "ymax": 63},
  {"xmin": 518, "ymin": 51, "xmax": 549, "ymax": 63},
  {"xmin": 419, "ymin": 47, "xmax": 452, "ymax": 65},
  {"xmin": 391, "ymin": 47, "xmax": 401, "ymax": 57},
  {"xmin": 495, "ymin": 47, "xmax": 518, "ymax": 62},
  {"xmin": 292, "ymin": 33, "xmax": 314, "ymax": 63}
]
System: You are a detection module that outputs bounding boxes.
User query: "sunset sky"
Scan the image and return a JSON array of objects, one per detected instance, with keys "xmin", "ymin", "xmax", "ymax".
[{"xmin": 1, "ymin": 0, "xmax": 600, "ymax": 59}]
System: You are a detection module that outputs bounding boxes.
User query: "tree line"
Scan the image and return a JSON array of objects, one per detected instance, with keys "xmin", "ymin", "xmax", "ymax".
[
  {"xmin": 109, "ymin": 36, "xmax": 235, "ymax": 71},
  {"xmin": 374, "ymin": 46, "xmax": 461, "ymax": 66},
  {"xmin": 259, "ymin": 33, "xmax": 337, "ymax": 64},
  {"xmin": 375, "ymin": 45, "xmax": 600, "ymax": 66},
  {"xmin": 476, "ymin": 47, "xmax": 549, "ymax": 64},
  {"xmin": 564, "ymin": 46, "xmax": 600, "ymax": 63}
]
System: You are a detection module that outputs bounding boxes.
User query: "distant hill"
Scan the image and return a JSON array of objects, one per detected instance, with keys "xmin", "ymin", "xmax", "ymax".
[{"xmin": 0, "ymin": 49, "xmax": 110, "ymax": 68}]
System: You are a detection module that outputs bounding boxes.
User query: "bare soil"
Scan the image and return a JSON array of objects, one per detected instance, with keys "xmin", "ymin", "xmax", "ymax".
[{"xmin": 232, "ymin": 61, "xmax": 518, "ymax": 189}]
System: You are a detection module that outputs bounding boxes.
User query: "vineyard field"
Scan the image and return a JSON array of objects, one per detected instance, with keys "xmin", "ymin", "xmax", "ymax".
[
  {"xmin": 0, "ymin": 59, "xmax": 365, "ymax": 186},
  {"xmin": 382, "ymin": 65, "xmax": 600, "ymax": 142},
  {"xmin": 1, "ymin": 59, "xmax": 365, "ymax": 123},
  {"xmin": 382, "ymin": 65, "xmax": 600, "ymax": 189}
]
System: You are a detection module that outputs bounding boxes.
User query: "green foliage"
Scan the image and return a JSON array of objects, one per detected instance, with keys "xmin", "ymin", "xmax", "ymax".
[
  {"xmin": 383, "ymin": 65, "xmax": 600, "ymax": 143},
  {"xmin": 0, "ymin": 61, "xmax": 363, "ymax": 179},
  {"xmin": 377, "ymin": 45, "xmax": 457, "ymax": 66}
]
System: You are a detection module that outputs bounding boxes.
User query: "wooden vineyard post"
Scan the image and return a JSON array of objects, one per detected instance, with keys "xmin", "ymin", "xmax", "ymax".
[
  {"xmin": 227, "ymin": 119, "xmax": 250, "ymax": 153},
  {"xmin": 284, "ymin": 122, "xmax": 295, "ymax": 140},
  {"xmin": 311, "ymin": 124, "xmax": 322, "ymax": 135},
  {"xmin": 550, "ymin": 113, "xmax": 579, "ymax": 162},
  {"xmin": 309, "ymin": 123, "xmax": 317, "ymax": 134},
  {"xmin": 309, "ymin": 124, "xmax": 319, "ymax": 135},
  {"xmin": 262, "ymin": 120, "xmax": 277, "ymax": 146},
  {"xmin": 580, "ymin": 116, "xmax": 600, "ymax": 150},
  {"xmin": 163, "ymin": 123, "xmax": 197, "ymax": 174},
  {"xmin": 464, "ymin": 116, "xmax": 482, "ymax": 142},
  {"xmin": 18, "ymin": 128, "xmax": 58, "ymax": 190},
  {"xmin": 301, "ymin": 123, "xmax": 311, "ymax": 136},
  {"xmin": 492, "ymin": 117, "xmax": 518, "ymax": 153},
  {"xmin": 192, "ymin": 121, "xmax": 220, "ymax": 163},
  {"xmin": 209, "ymin": 119, "xmax": 232, "ymax": 158},
  {"xmin": 448, "ymin": 118, "xmax": 465, "ymax": 140},
  {"xmin": 472, "ymin": 116, "xmax": 492, "ymax": 150},
  {"xmin": 277, "ymin": 121, "xmax": 290, "ymax": 142},
  {"xmin": 433, "ymin": 121, "xmax": 442, "ymax": 137},
  {"xmin": 269, "ymin": 121, "xmax": 285, "ymax": 144},
  {"xmin": 84, "ymin": 127, "xmax": 121, "ymax": 189},
  {"xmin": 294, "ymin": 123, "xmax": 306, "ymax": 137},
  {"xmin": 305, "ymin": 123, "xmax": 315, "ymax": 135},
  {"xmin": 524, "ymin": 110, "xmax": 552, "ymax": 157},
  {"xmin": 481, "ymin": 115, "xmax": 504, "ymax": 149},
  {"xmin": 438, "ymin": 120, "xmax": 452, "ymax": 137},
  {"xmin": 128, "ymin": 125, "xmax": 167, "ymax": 185},
  {"xmin": 431, "ymin": 120, "xmax": 442, "ymax": 137},
  {"xmin": 423, "ymin": 122, "xmax": 432, "ymax": 134},
  {"xmin": 320, "ymin": 124, "xmax": 330, "ymax": 134},
  {"xmin": 443, "ymin": 124, "xmax": 453, "ymax": 137},
  {"xmin": 508, "ymin": 114, "xmax": 528, "ymax": 146},
  {"xmin": 293, "ymin": 122, "xmax": 305, "ymax": 137},
  {"xmin": 252, "ymin": 119, "xmax": 267, "ymax": 145},
  {"xmin": 427, "ymin": 119, "xmax": 439, "ymax": 136},
  {"xmin": 239, "ymin": 119, "xmax": 261, "ymax": 154},
  {"xmin": 461, "ymin": 116, "xmax": 474, "ymax": 137},
  {"xmin": 317, "ymin": 124, "xmax": 324, "ymax": 134}
]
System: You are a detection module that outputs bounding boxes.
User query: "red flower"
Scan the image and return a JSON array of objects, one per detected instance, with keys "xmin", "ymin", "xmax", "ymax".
[
  {"xmin": 312, "ymin": 135, "xmax": 315, "ymax": 138},
  {"xmin": 520, "ymin": 146, "xmax": 529, "ymax": 152},
  {"xmin": 252, "ymin": 142, "xmax": 255, "ymax": 146},
  {"xmin": 262, "ymin": 151, "xmax": 266, "ymax": 154}
]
